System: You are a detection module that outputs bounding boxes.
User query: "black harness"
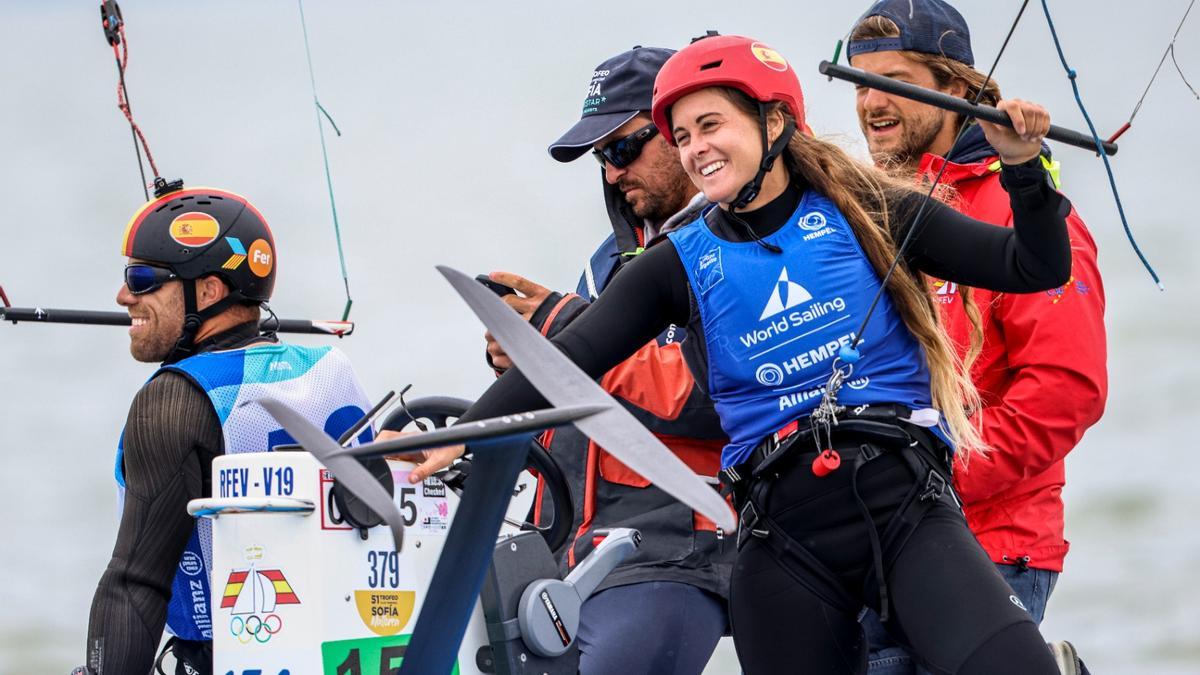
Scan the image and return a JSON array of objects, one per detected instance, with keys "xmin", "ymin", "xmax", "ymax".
[{"xmin": 720, "ymin": 404, "xmax": 960, "ymax": 623}]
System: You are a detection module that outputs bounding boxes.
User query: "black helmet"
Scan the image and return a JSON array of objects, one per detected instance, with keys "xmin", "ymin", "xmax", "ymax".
[
  {"xmin": 120, "ymin": 186, "xmax": 276, "ymax": 363},
  {"xmin": 121, "ymin": 186, "xmax": 276, "ymax": 301}
]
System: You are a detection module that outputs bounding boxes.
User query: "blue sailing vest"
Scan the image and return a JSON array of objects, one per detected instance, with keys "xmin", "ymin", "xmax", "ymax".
[
  {"xmin": 668, "ymin": 190, "xmax": 936, "ymax": 468},
  {"xmin": 114, "ymin": 343, "xmax": 372, "ymax": 641}
]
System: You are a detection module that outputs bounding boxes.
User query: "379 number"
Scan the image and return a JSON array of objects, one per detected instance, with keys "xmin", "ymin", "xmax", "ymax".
[{"xmin": 366, "ymin": 550, "xmax": 399, "ymax": 589}]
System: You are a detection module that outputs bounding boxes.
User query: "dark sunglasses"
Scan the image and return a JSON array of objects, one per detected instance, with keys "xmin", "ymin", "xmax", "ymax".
[
  {"xmin": 592, "ymin": 122, "xmax": 659, "ymax": 169},
  {"xmin": 124, "ymin": 264, "xmax": 179, "ymax": 295}
]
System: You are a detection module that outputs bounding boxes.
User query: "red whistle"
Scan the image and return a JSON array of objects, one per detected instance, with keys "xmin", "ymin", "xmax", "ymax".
[{"xmin": 812, "ymin": 449, "xmax": 841, "ymax": 477}]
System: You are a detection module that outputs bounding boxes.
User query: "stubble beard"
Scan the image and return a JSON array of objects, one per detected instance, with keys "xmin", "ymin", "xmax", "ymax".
[
  {"xmin": 626, "ymin": 155, "xmax": 695, "ymax": 223},
  {"xmin": 867, "ymin": 111, "xmax": 946, "ymax": 173},
  {"xmin": 130, "ymin": 310, "xmax": 184, "ymax": 363}
]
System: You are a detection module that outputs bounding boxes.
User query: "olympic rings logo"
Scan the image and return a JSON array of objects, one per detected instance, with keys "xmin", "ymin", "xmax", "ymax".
[{"xmin": 230, "ymin": 613, "xmax": 283, "ymax": 643}]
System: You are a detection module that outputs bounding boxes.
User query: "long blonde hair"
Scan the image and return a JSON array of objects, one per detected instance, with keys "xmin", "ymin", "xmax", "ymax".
[
  {"xmin": 716, "ymin": 87, "xmax": 984, "ymax": 453},
  {"xmin": 787, "ymin": 130, "xmax": 984, "ymax": 452}
]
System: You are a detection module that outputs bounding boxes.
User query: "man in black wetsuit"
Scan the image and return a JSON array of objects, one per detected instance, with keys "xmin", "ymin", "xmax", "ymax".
[{"xmin": 81, "ymin": 186, "xmax": 373, "ymax": 675}]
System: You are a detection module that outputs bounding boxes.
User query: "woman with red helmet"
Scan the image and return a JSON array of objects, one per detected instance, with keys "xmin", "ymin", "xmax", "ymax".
[{"xmin": 419, "ymin": 34, "xmax": 1069, "ymax": 673}]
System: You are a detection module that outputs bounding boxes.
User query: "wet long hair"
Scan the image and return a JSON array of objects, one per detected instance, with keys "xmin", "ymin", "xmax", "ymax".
[{"xmin": 717, "ymin": 88, "xmax": 985, "ymax": 454}]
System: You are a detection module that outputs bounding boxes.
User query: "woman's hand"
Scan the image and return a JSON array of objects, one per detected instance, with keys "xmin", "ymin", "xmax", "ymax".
[
  {"xmin": 977, "ymin": 99, "xmax": 1050, "ymax": 165},
  {"xmin": 374, "ymin": 429, "xmax": 465, "ymax": 484}
]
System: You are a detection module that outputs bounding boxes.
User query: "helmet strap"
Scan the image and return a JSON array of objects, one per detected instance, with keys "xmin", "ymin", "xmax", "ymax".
[
  {"xmin": 728, "ymin": 104, "xmax": 797, "ymax": 254},
  {"xmin": 161, "ymin": 278, "xmax": 253, "ymax": 365},
  {"xmin": 731, "ymin": 106, "xmax": 797, "ymax": 211}
]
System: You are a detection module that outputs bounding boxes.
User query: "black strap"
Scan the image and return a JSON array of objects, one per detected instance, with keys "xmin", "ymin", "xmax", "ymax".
[
  {"xmin": 738, "ymin": 481, "xmax": 858, "ymax": 613},
  {"xmin": 850, "ymin": 444, "xmax": 892, "ymax": 622}
]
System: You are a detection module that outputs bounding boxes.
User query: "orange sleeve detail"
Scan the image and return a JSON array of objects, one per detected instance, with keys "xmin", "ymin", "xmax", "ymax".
[
  {"xmin": 597, "ymin": 434, "xmax": 725, "ymax": 488},
  {"xmin": 598, "ymin": 340, "xmax": 694, "ymax": 420},
  {"xmin": 540, "ymin": 294, "xmax": 579, "ymax": 337}
]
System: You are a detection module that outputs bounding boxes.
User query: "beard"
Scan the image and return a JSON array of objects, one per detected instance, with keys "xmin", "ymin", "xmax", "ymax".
[
  {"xmin": 131, "ymin": 324, "xmax": 183, "ymax": 363},
  {"xmin": 129, "ymin": 308, "xmax": 184, "ymax": 363},
  {"xmin": 621, "ymin": 148, "xmax": 694, "ymax": 223},
  {"xmin": 866, "ymin": 110, "xmax": 946, "ymax": 171}
]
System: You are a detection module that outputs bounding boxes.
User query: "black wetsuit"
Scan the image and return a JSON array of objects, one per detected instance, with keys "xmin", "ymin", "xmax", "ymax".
[
  {"xmin": 85, "ymin": 322, "xmax": 267, "ymax": 675},
  {"xmin": 460, "ymin": 161, "xmax": 1069, "ymax": 674}
]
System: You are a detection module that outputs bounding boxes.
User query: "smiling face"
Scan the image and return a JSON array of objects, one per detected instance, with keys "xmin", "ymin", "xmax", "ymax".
[
  {"xmin": 594, "ymin": 115, "xmax": 695, "ymax": 223},
  {"xmin": 670, "ymin": 88, "xmax": 787, "ymax": 209},
  {"xmin": 851, "ymin": 50, "xmax": 965, "ymax": 170},
  {"xmin": 116, "ymin": 259, "xmax": 185, "ymax": 362}
]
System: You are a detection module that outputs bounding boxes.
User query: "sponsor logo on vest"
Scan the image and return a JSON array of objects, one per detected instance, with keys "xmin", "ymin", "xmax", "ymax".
[
  {"xmin": 777, "ymin": 375, "xmax": 870, "ymax": 410},
  {"xmin": 179, "ymin": 551, "xmax": 203, "ymax": 576},
  {"xmin": 778, "ymin": 333, "xmax": 856, "ymax": 376},
  {"xmin": 741, "ymin": 271, "xmax": 847, "ymax": 348},
  {"xmin": 697, "ymin": 247, "xmax": 725, "ymax": 293},
  {"xmin": 798, "ymin": 211, "xmax": 827, "ymax": 231},
  {"xmin": 1009, "ymin": 594, "xmax": 1028, "ymax": 611},
  {"xmin": 759, "ymin": 267, "xmax": 813, "ymax": 321},
  {"xmin": 798, "ymin": 210, "xmax": 835, "ymax": 241},
  {"xmin": 755, "ymin": 362, "xmax": 785, "ymax": 386}
]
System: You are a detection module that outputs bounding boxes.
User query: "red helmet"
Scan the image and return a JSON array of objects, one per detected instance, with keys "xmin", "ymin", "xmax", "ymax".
[{"xmin": 651, "ymin": 34, "xmax": 811, "ymax": 145}]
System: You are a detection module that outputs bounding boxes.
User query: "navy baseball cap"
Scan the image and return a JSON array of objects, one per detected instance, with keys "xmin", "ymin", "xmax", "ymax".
[
  {"xmin": 847, "ymin": 0, "xmax": 974, "ymax": 66},
  {"xmin": 548, "ymin": 46, "xmax": 675, "ymax": 163}
]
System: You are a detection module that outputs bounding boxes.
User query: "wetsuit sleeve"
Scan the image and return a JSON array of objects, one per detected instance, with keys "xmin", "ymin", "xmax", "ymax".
[
  {"xmin": 458, "ymin": 242, "xmax": 691, "ymax": 423},
  {"xmin": 85, "ymin": 372, "xmax": 221, "ymax": 674},
  {"xmin": 898, "ymin": 161, "xmax": 1072, "ymax": 292},
  {"xmin": 529, "ymin": 292, "xmax": 591, "ymax": 340},
  {"xmin": 485, "ymin": 292, "xmax": 588, "ymax": 374},
  {"xmin": 955, "ymin": 209, "xmax": 1108, "ymax": 503}
]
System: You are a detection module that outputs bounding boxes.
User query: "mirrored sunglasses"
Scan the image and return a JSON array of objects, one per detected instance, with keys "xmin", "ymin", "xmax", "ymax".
[{"xmin": 592, "ymin": 123, "xmax": 659, "ymax": 169}]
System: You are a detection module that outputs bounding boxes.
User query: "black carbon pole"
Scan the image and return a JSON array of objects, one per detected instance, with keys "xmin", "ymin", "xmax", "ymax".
[
  {"xmin": 0, "ymin": 306, "xmax": 353, "ymax": 336},
  {"xmin": 819, "ymin": 61, "xmax": 1118, "ymax": 156}
]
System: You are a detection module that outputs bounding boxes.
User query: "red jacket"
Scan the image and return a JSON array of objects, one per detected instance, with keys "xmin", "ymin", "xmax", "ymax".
[{"xmin": 918, "ymin": 151, "xmax": 1108, "ymax": 572}]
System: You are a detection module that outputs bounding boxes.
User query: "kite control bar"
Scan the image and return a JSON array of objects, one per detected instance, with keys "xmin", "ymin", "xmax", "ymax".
[
  {"xmin": 819, "ymin": 61, "xmax": 1118, "ymax": 156},
  {"xmin": 1, "ymin": 305, "xmax": 353, "ymax": 336}
]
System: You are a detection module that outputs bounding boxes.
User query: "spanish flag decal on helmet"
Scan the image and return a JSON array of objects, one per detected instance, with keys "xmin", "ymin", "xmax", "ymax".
[
  {"xmin": 169, "ymin": 211, "xmax": 220, "ymax": 247},
  {"xmin": 750, "ymin": 43, "xmax": 789, "ymax": 72}
]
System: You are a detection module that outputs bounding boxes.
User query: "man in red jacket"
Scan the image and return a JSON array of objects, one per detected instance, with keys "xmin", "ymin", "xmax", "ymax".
[{"xmin": 846, "ymin": 1, "xmax": 1106, "ymax": 673}]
